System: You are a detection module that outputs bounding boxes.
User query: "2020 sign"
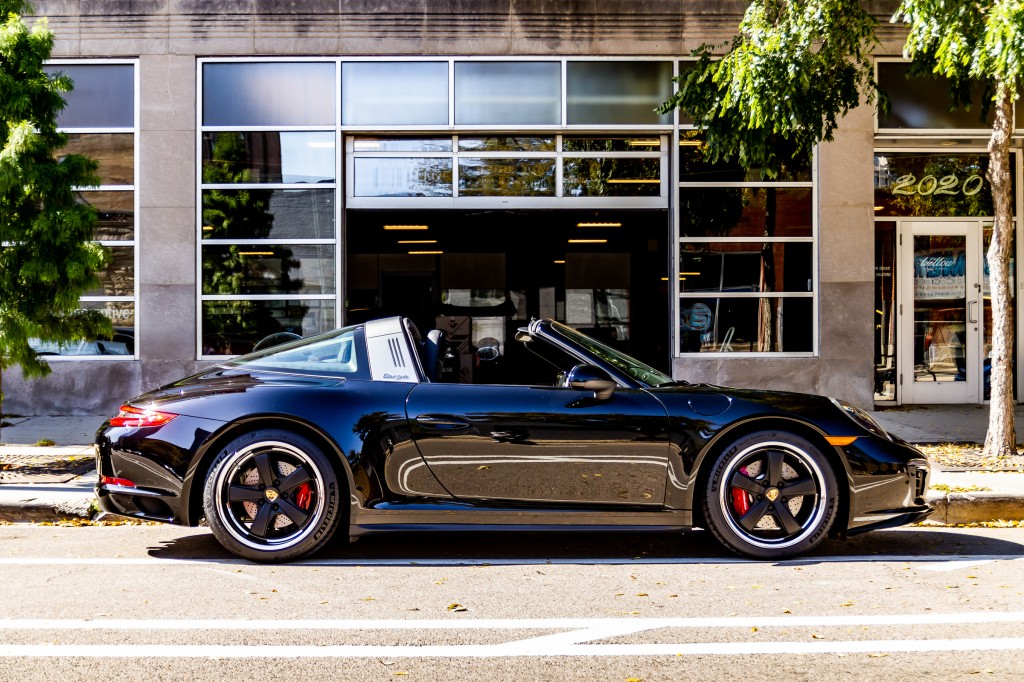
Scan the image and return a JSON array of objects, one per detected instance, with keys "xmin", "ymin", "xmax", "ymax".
[{"xmin": 891, "ymin": 173, "xmax": 984, "ymax": 197}]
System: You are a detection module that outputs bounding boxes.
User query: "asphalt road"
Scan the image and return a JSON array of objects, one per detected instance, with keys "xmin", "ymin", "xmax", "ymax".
[{"xmin": 0, "ymin": 525, "xmax": 1022, "ymax": 681}]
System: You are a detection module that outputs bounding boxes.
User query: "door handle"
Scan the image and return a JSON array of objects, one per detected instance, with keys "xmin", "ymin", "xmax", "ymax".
[
  {"xmin": 415, "ymin": 415, "xmax": 470, "ymax": 430},
  {"xmin": 968, "ymin": 299, "xmax": 978, "ymax": 324}
]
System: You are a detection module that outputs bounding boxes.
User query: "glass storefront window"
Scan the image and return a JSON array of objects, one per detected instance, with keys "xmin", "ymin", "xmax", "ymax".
[
  {"xmin": 202, "ymin": 132, "xmax": 336, "ymax": 184},
  {"xmin": 342, "ymin": 61, "xmax": 448, "ymax": 125},
  {"xmin": 47, "ymin": 64, "xmax": 134, "ymax": 128},
  {"xmin": 680, "ymin": 243, "xmax": 813, "ymax": 294},
  {"xmin": 873, "ymin": 153, "xmax": 1005, "ymax": 217},
  {"xmin": 874, "ymin": 221, "xmax": 897, "ymax": 401},
  {"xmin": 458, "ymin": 158, "xmax": 556, "ymax": 196},
  {"xmin": 202, "ymin": 62, "xmax": 336, "ymax": 126},
  {"xmin": 458, "ymin": 137, "xmax": 555, "ymax": 152},
  {"xmin": 564, "ymin": 137, "xmax": 662, "ymax": 152},
  {"xmin": 679, "ymin": 297, "xmax": 813, "ymax": 353},
  {"xmin": 353, "ymin": 138, "xmax": 452, "ymax": 152},
  {"xmin": 84, "ymin": 246, "xmax": 135, "ymax": 297},
  {"xmin": 60, "ymin": 134, "xmax": 133, "ymax": 186},
  {"xmin": 77, "ymin": 191, "xmax": 133, "ymax": 241},
  {"xmin": 352, "ymin": 157, "xmax": 454, "ymax": 197},
  {"xmin": 877, "ymin": 62, "xmax": 993, "ymax": 130},
  {"xmin": 454, "ymin": 62, "xmax": 560, "ymax": 125},
  {"xmin": 564, "ymin": 158, "xmax": 661, "ymax": 197},
  {"xmin": 566, "ymin": 61, "xmax": 673, "ymax": 125},
  {"xmin": 678, "ymin": 188, "xmax": 813, "ymax": 239},
  {"xmin": 202, "ymin": 188, "xmax": 335, "ymax": 240},
  {"xmin": 201, "ymin": 244, "xmax": 336, "ymax": 295},
  {"xmin": 201, "ymin": 299, "xmax": 336, "ymax": 356},
  {"xmin": 678, "ymin": 131, "xmax": 812, "ymax": 182}
]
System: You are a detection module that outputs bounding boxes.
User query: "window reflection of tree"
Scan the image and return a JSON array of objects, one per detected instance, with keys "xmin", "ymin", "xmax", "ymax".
[
  {"xmin": 679, "ymin": 134, "xmax": 804, "ymax": 352},
  {"xmin": 202, "ymin": 132, "xmax": 305, "ymax": 354}
]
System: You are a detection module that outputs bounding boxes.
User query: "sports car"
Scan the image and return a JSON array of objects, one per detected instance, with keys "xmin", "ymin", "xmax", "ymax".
[{"xmin": 95, "ymin": 316, "xmax": 931, "ymax": 562}]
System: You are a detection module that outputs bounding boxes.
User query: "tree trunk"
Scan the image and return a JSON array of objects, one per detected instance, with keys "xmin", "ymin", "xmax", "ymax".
[
  {"xmin": 758, "ymin": 188, "xmax": 778, "ymax": 351},
  {"xmin": 983, "ymin": 82, "xmax": 1016, "ymax": 458}
]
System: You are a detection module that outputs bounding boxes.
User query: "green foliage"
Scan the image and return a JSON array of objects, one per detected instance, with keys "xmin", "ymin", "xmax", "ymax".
[
  {"xmin": 895, "ymin": 0, "xmax": 1024, "ymax": 100},
  {"xmin": 658, "ymin": 0, "xmax": 880, "ymax": 179},
  {"xmin": 0, "ymin": 1, "xmax": 109, "ymax": 382},
  {"xmin": 201, "ymin": 133, "xmax": 304, "ymax": 354}
]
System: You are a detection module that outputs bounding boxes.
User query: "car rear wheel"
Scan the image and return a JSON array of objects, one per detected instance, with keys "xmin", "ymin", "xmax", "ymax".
[
  {"xmin": 203, "ymin": 429, "xmax": 343, "ymax": 562},
  {"xmin": 702, "ymin": 431, "xmax": 838, "ymax": 560}
]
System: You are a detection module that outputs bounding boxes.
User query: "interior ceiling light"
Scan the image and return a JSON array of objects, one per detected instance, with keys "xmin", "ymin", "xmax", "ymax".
[
  {"xmin": 568, "ymin": 239, "xmax": 607, "ymax": 244},
  {"xmin": 353, "ymin": 140, "xmax": 380, "ymax": 150},
  {"xmin": 606, "ymin": 179, "xmax": 658, "ymax": 184},
  {"xmin": 237, "ymin": 251, "xmax": 274, "ymax": 256},
  {"xmin": 679, "ymin": 139, "xmax": 702, "ymax": 146},
  {"xmin": 408, "ymin": 250, "xmax": 443, "ymax": 255},
  {"xmin": 553, "ymin": 259, "xmax": 566, "ymax": 264},
  {"xmin": 679, "ymin": 272, "xmax": 701, "ymax": 276},
  {"xmin": 397, "ymin": 240, "xmax": 437, "ymax": 244},
  {"xmin": 628, "ymin": 139, "xmax": 660, "ymax": 147},
  {"xmin": 577, "ymin": 222, "xmax": 622, "ymax": 228},
  {"xmin": 384, "ymin": 225, "xmax": 429, "ymax": 230}
]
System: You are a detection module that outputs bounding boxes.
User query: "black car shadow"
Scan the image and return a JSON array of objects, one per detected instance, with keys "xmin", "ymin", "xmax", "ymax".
[{"xmin": 147, "ymin": 525, "xmax": 1024, "ymax": 566}]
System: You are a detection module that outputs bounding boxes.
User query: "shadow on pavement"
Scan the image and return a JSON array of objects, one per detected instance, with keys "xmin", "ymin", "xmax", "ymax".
[{"xmin": 146, "ymin": 526, "xmax": 1024, "ymax": 565}]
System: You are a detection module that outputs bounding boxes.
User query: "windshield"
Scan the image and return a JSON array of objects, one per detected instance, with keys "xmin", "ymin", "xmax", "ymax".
[
  {"xmin": 551, "ymin": 321, "xmax": 675, "ymax": 387},
  {"xmin": 218, "ymin": 326, "xmax": 363, "ymax": 378}
]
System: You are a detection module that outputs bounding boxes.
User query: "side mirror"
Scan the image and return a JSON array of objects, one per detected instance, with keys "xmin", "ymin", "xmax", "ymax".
[{"xmin": 567, "ymin": 364, "xmax": 617, "ymax": 401}]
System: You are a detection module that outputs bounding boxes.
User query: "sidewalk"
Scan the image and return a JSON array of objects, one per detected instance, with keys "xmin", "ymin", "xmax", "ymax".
[{"xmin": 1, "ymin": 409, "xmax": 1022, "ymax": 525}]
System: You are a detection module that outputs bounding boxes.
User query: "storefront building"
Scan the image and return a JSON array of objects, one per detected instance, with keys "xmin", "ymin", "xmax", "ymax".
[{"xmin": 2, "ymin": 1, "xmax": 1021, "ymax": 415}]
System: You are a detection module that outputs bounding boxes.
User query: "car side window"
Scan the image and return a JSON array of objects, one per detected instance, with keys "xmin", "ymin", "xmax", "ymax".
[{"xmin": 240, "ymin": 329, "xmax": 366, "ymax": 378}]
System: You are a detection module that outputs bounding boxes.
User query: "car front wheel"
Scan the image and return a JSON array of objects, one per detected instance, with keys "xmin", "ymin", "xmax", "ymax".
[
  {"xmin": 203, "ymin": 429, "xmax": 343, "ymax": 562},
  {"xmin": 702, "ymin": 431, "xmax": 838, "ymax": 560}
]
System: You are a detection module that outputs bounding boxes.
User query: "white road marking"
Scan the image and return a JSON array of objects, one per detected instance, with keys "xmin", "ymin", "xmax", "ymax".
[
  {"xmin": 0, "ymin": 611, "xmax": 1021, "ymax": 630},
  {"xmin": 1, "ymin": 638, "xmax": 1024, "ymax": 658},
  {"xmin": 0, "ymin": 554, "xmax": 1020, "ymax": 567},
  {"xmin": 917, "ymin": 558, "xmax": 996, "ymax": 572}
]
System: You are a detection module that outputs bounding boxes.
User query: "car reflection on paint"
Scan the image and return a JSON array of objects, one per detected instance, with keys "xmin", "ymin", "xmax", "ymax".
[{"xmin": 95, "ymin": 316, "xmax": 932, "ymax": 563}]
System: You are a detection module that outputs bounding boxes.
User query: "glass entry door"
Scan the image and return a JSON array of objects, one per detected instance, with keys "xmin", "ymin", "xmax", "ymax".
[{"xmin": 899, "ymin": 221, "xmax": 982, "ymax": 403}]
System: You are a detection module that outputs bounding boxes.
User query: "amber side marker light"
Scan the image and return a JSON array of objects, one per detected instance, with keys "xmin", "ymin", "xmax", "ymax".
[
  {"xmin": 825, "ymin": 436, "xmax": 859, "ymax": 446},
  {"xmin": 109, "ymin": 405, "xmax": 177, "ymax": 428}
]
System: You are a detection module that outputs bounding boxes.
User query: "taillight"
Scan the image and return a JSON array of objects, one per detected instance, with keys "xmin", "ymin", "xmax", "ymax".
[
  {"xmin": 109, "ymin": 404, "xmax": 177, "ymax": 428},
  {"xmin": 100, "ymin": 475, "xmax": 136, "ymax": 488}
]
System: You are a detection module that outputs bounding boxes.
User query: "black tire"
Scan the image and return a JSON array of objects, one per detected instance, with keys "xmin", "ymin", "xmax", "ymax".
[
  {"xmin": 203, "ymin": 429, "xmax": 344, "ymax": 562},
  {"xmin": 702, "ymin": 430, "xmax": 838, "ymax": 560}
]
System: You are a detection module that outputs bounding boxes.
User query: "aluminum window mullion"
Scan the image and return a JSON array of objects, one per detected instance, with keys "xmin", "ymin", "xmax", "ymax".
[{"xmin": 678, "ymin": 292, "xmax": 815, "ymax": 299}]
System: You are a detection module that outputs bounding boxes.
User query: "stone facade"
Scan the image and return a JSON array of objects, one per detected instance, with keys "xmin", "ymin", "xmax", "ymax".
[{"xmin": 2, "ymin": 1, "xmax": 893, "ymax": 414}]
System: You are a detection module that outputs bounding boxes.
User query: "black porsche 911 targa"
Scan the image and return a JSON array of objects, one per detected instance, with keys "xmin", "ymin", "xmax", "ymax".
[{"xmin": 95, "ymin": 317, "xmax": 931, "ymax": 562}]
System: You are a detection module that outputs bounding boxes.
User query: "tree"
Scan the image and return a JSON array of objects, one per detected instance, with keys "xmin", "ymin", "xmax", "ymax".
[
  {"xmin": 658, "ymin": 0, "xmax": 880, "ymax": 351},
  {"xmin": 893, "ymin": 0, "xmax": 1023, "ymax": 458},
  {"xmin": 0, "ymin": 1, "xmax": 108, "ymax": 404}
]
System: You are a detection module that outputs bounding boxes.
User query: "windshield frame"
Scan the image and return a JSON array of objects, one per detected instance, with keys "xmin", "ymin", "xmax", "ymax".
[{"xmin": 549, "ymin": 321, "xmax": 675, "ymax": 387}]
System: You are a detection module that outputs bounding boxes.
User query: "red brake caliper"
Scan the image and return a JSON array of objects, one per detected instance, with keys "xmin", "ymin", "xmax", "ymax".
[
  {"xmin": 294, "ymin": 482, "xmax": 312, "ymax": 510},
  {"xmin": 730, "ymin": 466, "xmax": 751, "ymax": 515}
]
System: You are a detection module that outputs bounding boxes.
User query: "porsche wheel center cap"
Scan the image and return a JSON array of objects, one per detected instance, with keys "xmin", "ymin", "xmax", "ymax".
[
  {"xmin": 265, "ymin": 488, "xmax": 280, "ymax": 502},
  {"xmin": 765, "ymin": 488, "xmax": 780, "ymax": 502}
]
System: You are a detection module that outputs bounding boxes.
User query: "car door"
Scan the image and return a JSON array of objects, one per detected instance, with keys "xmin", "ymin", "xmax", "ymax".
[{"xmin": 405, "ymin": 382, "xmax": 670, "ymax": 506}]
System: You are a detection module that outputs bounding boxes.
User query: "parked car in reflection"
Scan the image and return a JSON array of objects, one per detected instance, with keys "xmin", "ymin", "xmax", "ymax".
[{"xmin": 95, "ymin": 317, "xmax": 931, "ymax": 563}]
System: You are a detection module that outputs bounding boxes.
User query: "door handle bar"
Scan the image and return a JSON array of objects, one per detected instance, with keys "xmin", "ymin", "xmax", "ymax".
[
  {"xmin": 968, "ymin": 299, "xmax": 979, "ymax": 324},
  {"xmin": 415, "ymin": 415, "xmax": 470, "ymax": 430}
]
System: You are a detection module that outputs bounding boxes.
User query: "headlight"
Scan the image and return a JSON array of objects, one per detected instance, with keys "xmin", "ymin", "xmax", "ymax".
[{"xmin": 830, "ymin": 398, "xmax": 893, "ymax": 441}]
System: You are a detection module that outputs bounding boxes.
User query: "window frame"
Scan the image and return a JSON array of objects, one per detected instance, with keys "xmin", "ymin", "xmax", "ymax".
[{"xmin": 47, "ymin": 58, "xmax": 140, "ymax": 361}]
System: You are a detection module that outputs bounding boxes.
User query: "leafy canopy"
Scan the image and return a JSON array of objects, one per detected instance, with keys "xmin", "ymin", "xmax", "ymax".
[
  {"xmin": 0, "ymin": 0, "xmax": 109, "ymax": 380},
  {"xmin": 658, "ymin": 0, "xmax": 880, "ymax": 178},
  {"xmin": 895, "ymin": 0, "xmax": 1024, "ymax": 96}
]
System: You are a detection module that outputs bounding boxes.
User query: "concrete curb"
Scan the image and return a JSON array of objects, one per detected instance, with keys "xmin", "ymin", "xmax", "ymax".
[
  {"xmin": 925, "ymin": 490, "xmax": 1024, "ymax": 525},
  {"xmin": 2, "ymin": 488, "xmax": 1022, "ymax": 527},
  {"xmin": 0, "ymin": 495, "xmax": 95, "ymax": 523}
]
